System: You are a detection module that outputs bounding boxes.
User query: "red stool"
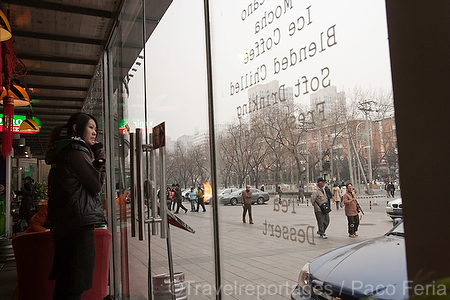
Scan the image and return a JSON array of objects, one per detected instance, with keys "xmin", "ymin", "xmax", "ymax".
[{"xmin": 12, "ymin": 229, "xmax": 111, "ymax": 300}]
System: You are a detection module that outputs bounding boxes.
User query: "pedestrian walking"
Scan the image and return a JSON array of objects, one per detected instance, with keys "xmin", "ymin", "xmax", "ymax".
[
  {"xmin": 196, "ymin": 186, "xmax": 206, "ymax": 212},
  {"xmin": 332, "ymin": 183, "xmax": 342, "ymax": 210},
  {"xmin": 343, "ymin": 183, "xmax": 360, "ymax": 238},
  {"xmin": 385, "ymin": 181, "xmax": 391, "ymax": 198},
  {"xmin": 340, "ymin": 184, "xmax": 346, "ymax": 208},
  {"xmin": 188, "ymin": 187, "xmax": 197, "ymax": 212},
  {"xmin": 298, "ymin": 182, "xmax": 305, "ymax": 204},
  {"xmin": 324, "ymin": 183, "xmax": 333, "ymax": 210},
  {"xmin": 171, "ymin": 185, "xmax": 177, "ymax": 210},
  {"xmin": 389, "ymin": 182, "xmax": 395, "ymax": 198},
  {"xmin": 241, "ymin": 185, "xmax": 253, "ymax": 224},
  {"xmin": 173, "ymin": 184, "xmax": 188, "ymax": 214},
  {"xmin": 46, "ymin": 112, "xmax": 106, "ymax": 300},
  {"xmin": 277, "ymin": 185, "xmax": 283, "ymax": 204},
  {"xmin": 311, "ymin": 177, "xmax": 330, "ymax": 239},
  {"xmin": 166, "ymin": 187, "xmax": 173, "ymax": 211}
]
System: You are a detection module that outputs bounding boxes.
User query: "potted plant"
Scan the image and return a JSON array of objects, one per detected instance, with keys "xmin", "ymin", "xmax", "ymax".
[{"xmin": 33, "ymin": 182, "xmax": 48, "ymax": 206}]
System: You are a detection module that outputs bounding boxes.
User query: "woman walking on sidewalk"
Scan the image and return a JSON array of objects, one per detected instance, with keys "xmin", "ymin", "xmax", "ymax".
[
  {"xmin": 332, "ymin": 183, "xmax": 342, "ymax": 210},
  {"xmin": 343, "ymin": 183, "xmax": 360, "ymax": 238}
]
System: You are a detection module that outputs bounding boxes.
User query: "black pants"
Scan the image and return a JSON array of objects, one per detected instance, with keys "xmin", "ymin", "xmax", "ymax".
[
  {"xmin": 196, "ymin": 198, "xmax": 206, "ymax": 212},
  {"xmin": 242, "ymin": 205, "xmax": 253, "ymax": 223},
  {"xmin": 347, "ymin": 215, "xmax": 359, "ymax": 235},
  {"xmin": 314, "ymin": 211, "xmax": 330, "ymax": 236},
  {"xmin": 51, "ymin": 225, "xmax": 95, "ymax": 300},
  {"xmin": 175, "ymin": 199, "xmax": 187, "ymax": 213}
]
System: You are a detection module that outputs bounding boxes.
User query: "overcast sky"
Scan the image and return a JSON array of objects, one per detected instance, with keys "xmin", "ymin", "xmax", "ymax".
[{"xmin": 128, "ymin": 0, "xmax": 393, "ymax": 140}]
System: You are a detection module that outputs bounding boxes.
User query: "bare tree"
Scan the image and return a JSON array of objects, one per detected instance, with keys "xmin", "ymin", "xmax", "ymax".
[{"xmin": 218, "ymin": 120, "xmax": 260, "ymax": 187}]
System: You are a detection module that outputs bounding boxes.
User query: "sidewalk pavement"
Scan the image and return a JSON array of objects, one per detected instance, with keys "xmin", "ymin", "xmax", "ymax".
[
  {"xmin": 0, "ymin": 196, "xmax": 396, "ymax": 300},
  {"xmin": 129, "ymin": 196, "xmax": 395, "ymax": 299}
]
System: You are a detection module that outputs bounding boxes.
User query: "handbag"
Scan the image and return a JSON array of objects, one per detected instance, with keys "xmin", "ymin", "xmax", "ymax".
[{"xmin": 319, "ymin": 202, "xmax": 331, "ymax": 214}]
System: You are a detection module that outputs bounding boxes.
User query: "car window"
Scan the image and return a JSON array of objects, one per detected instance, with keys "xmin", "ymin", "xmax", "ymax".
[
  {"xmin": 219, "ymin": 189, "xmax": 231, "ymax": 195},
  {"xmin": 387, "ymin": 221, "xmax": 404, "ymax": 237}
]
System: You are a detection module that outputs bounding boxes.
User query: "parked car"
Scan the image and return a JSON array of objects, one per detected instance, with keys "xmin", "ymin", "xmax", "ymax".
[
  {"xmin": 291, "ymin": 220, "xmax": 407, "ymax": 300},
  {"xmin": 217, "ymin": 188, "xmax": 237, "ymax": 198},
  {"xmin": 219, "ymin": 188, "xmax": 269, "ymax": 205},
  {"xmin": 386, "ymin": 198, "xmax": 403, "ymax": 219}
]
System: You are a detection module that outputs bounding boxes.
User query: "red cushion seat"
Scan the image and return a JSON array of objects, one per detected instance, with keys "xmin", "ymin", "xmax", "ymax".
[{"xmin": 12, "ymin": 229, "xmax": 111, "ymax": 300}]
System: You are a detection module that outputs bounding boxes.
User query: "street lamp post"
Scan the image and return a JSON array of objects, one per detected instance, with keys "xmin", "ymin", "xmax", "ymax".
[
  {"xmin": 358, "ymin": 100, "xmax": 377, "ymax": 195},
  {"xmin": 302, "ymin": 121, "xmax": 314, "ymax": 193},
  {"xmin": 355, "ymin": 122, "xmax": 364, "ymax": 193},
  {"xmin": 305, "ymin": 129, "xmax": 310, "ymax": 193}
]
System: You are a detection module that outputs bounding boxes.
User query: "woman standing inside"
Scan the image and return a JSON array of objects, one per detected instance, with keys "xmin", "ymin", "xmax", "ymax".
[
  {"xmin": 46, "ymin": 113, "xmax": 106, "ymax": 300},
  {"xmin": 343, "ymin": 183, "xmax": 360, "ymax": 238},
  {"xmin": 18, "ymin": 176, "xmax": 35, "ymax": 224}
]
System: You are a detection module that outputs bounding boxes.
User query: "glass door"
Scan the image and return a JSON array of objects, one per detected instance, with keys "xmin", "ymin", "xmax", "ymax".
[{"xmin": 106, "ymin": 0, "xmax": 147, "ymax": 298}]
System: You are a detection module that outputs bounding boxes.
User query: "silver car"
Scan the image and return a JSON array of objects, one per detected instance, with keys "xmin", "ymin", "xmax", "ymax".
[
  {"xmin": 217, "ymin": 188, "xmax": 238, "ymax": 199},
  {"xmin": 218, "ymin": 188, "xmax": 270, "ymax": 205},
  {"xmin": 386, "ymin": 198, "xmax": 403, "ymax": 219}
]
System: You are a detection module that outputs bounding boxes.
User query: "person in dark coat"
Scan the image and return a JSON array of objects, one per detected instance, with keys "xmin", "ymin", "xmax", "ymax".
[
  {"xmin": 46, "ymin": 112, "xmax": 106, "ymax": 300},
  {"xmin": 388, "ymin": 182, "xmax": 396, "ymax": 197},
  {"xmin": 173, "ymin": 184, "xmax": 188, "ymax": 214},
  {"xmin": 324, "ymin": 183, "xmax": 333, "ymax": 210},
  {"xmin": 241, "ymin": 185, "xmax": 253, "ymax": 224},
  {"xmin": 19, "ymin": 176, "xmax": 35, "ymax": 223}
]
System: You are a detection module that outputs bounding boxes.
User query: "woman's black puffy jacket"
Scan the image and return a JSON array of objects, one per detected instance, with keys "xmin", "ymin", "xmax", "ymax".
[{"xmin": 45, "ymin": 137, "xmax": 106, "ymax": 239}]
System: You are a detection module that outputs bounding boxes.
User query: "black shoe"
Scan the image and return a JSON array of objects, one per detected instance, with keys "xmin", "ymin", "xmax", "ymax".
[
  {"xmin": 184, "ymin": 209, "xmax": 188, "ymax": 213},
  {"xmin": 202, "ymin": 210, "xmax": 206, "ymax": 212}
]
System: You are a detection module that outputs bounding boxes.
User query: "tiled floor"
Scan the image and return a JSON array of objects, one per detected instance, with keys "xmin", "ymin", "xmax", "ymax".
[
  {"xmin": 1, "ymin": 196, "xmax": 393, "ymax": 300},
  {"xmin": 0, "ymin": 259, "xmax": 18, "ymax": 300}
]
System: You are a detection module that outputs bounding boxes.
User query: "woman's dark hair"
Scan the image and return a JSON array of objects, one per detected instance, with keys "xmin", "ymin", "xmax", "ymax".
[
  {"xmin": 346, "ymin": 183, "xmax": 353, "ymax": 189},
  {"xmin": 48, "ymin": 112, "xmax": 97, "ymax": 146},
  {"xmin": 66, "ymin": 112, "xmax": 97, "ymax": 136}
]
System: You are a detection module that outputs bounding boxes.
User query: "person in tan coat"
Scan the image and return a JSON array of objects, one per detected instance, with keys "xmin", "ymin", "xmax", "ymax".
[
  {"xmin": 342, "ymin": 183, "xmax": 360, "ymax": 238},
  {"xmin": 332, "ymin": 183, "xmax": 342, "ymax": 210},
  {"xmin": 241, "ymin": 185, "xmax": 253, "ymax": 224}
]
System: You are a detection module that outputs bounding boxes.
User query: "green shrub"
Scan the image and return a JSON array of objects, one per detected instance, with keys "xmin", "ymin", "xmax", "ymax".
[{"xmin": 34, "ymin": 182, "xmax": 48, "ymax": 200}]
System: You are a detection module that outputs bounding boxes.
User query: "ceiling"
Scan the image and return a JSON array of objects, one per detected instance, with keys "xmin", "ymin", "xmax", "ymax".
[{"xmin": 2, "ymin": 0, "xmax": 172, "ymax": 159}]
